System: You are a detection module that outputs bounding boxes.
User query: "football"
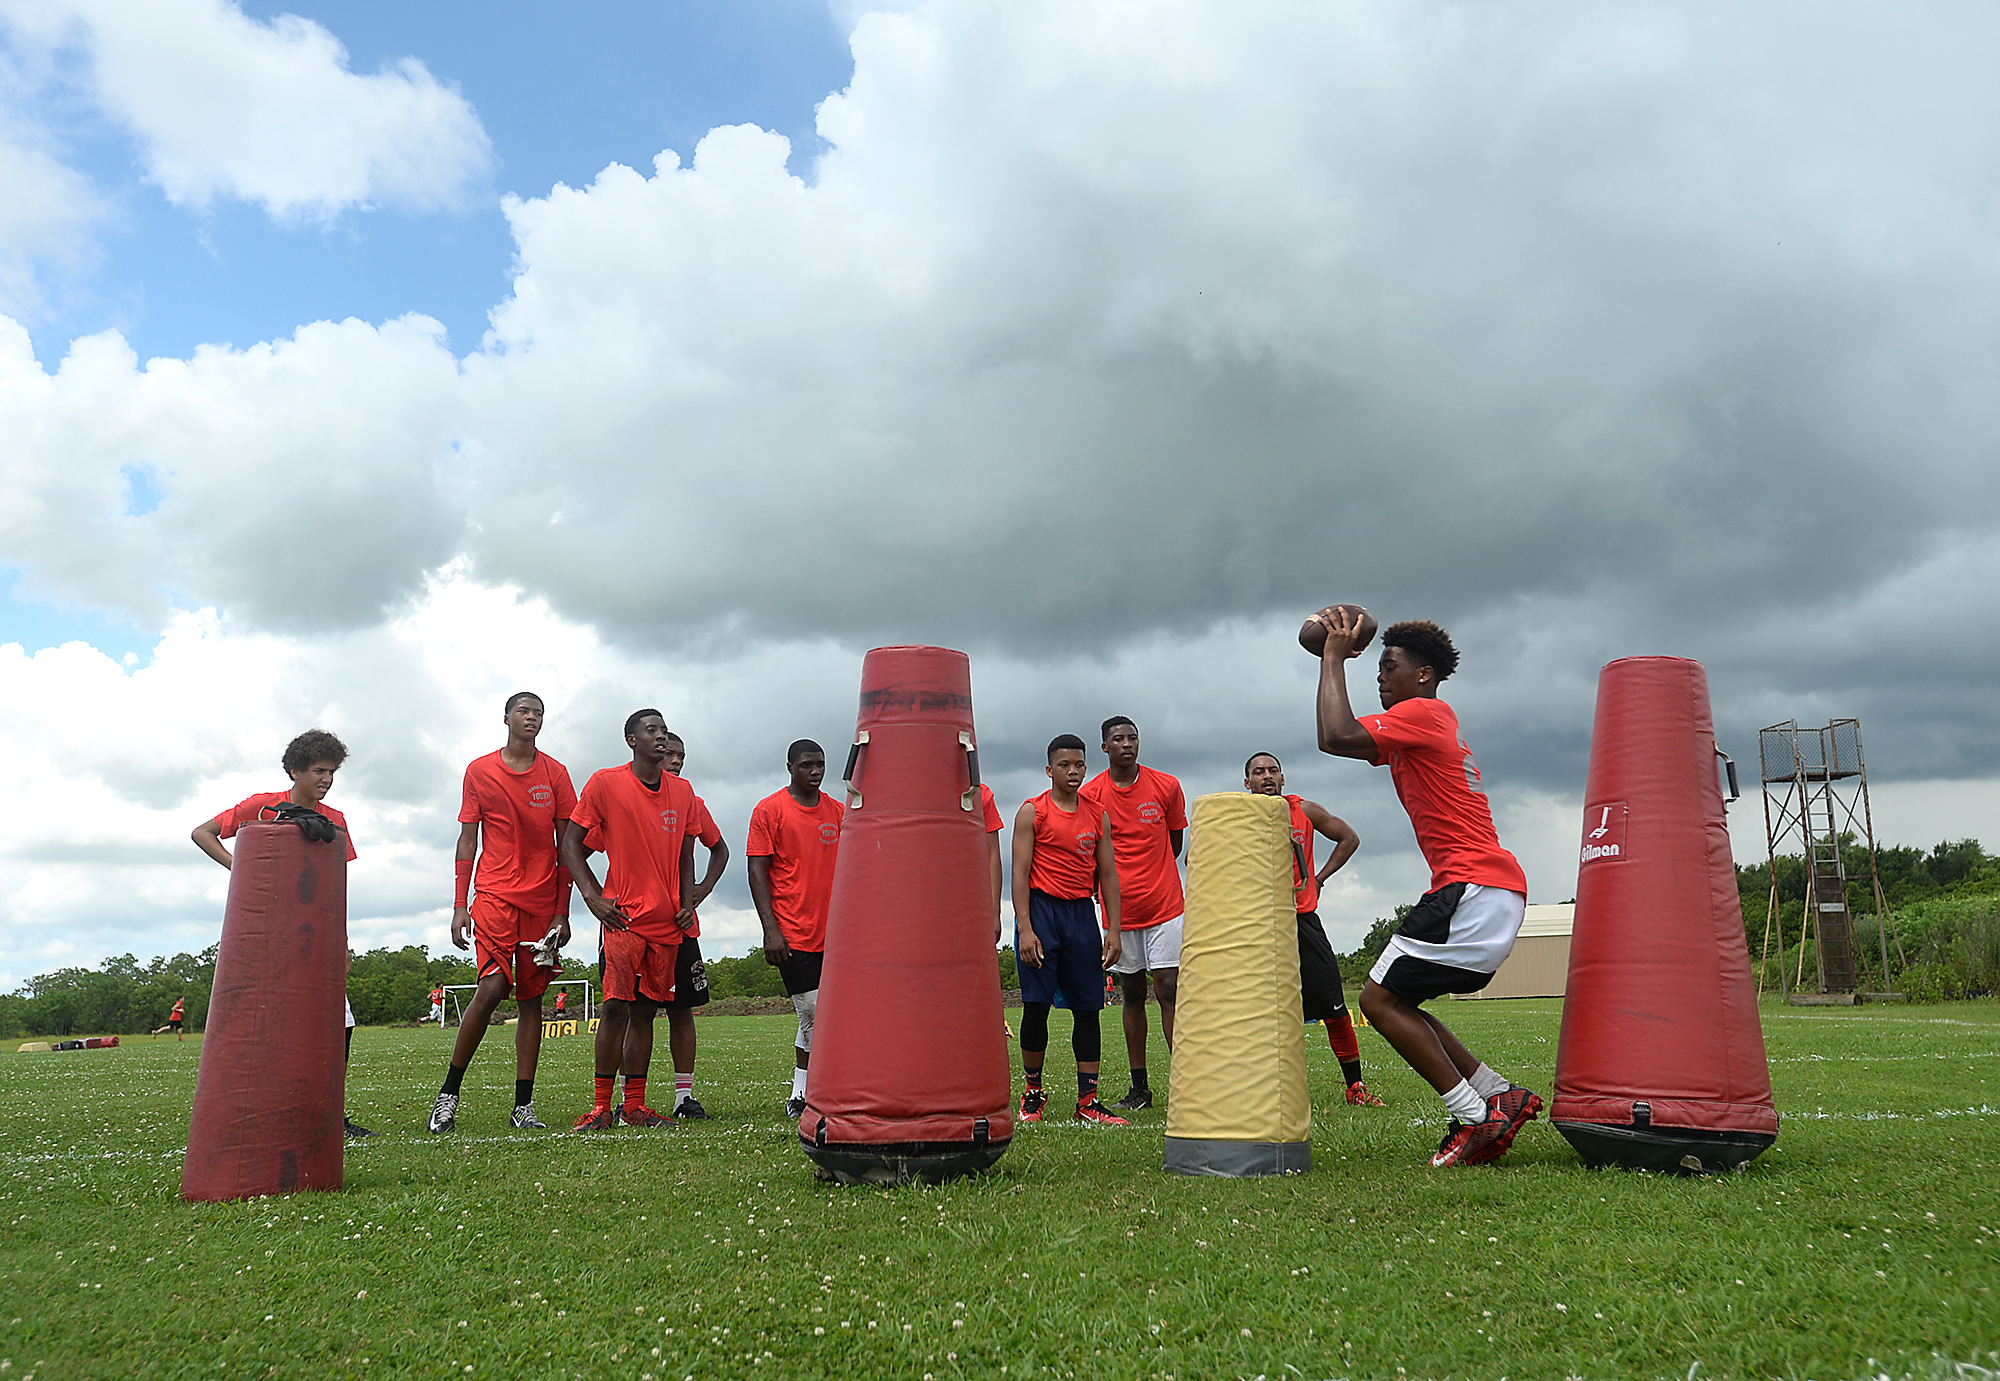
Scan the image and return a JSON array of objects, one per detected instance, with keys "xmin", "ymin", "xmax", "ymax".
[{"xmin": 1299, "ymin": 604, "xmax": 1377, "ymax": 658}]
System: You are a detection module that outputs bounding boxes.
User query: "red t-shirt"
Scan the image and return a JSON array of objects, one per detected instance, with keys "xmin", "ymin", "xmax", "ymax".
[
  {"xmin": 745, "ymin": 788, "xmax": 844, "ymax": 952},
  {"xmin": 679, "ymin": 791, "xmax": 725, "ymax": 939},
  {"xmin": 215, "ymin": 792, "xmax": 357, "ymax": 862},
  {"xmin": 170, "ymin": 999, "xmax": 184, "ymax": 1019},
  {"xmin": 1028, "ymin": 790, "xmax": 1103, "ymax": 900},
  {"xmin": 459, "ymin": 749, "xmax": 577, "ymax": 915},
  {"xmin": 1285, "ymin": 794, "xmax": 1320, "ymax": 915},
  {"xmin": 1082, "ymin": 766, "xmax": 1187, "ymax": 930},
  {"xmin": 979, "ymin": 784, "xmax": 1004, "ymax": 833},
  {"xmin": 569, "ymin": 765, "xmax": 697, "ymax": 941},
  {"xmin": 1361, "ymin": 697, "xmax": 1527, "ymax": 894}
]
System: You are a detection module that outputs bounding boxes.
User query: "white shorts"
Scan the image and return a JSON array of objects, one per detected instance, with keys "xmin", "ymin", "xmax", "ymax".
[
  {"xmin": 345, "ymin": 997, "xmax": 355, "ymax": 1030},
  {"xmin": 1368, "ymin": 883, "xmax": 1525, "ymax": 991},
  {"xmin": 1112, "ymin": 915, "xmax": 1183, "ymax": 974}
]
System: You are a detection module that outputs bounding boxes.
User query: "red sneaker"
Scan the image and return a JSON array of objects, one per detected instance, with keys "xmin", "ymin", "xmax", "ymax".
[
  {"xmin": 1344, "ymin": 1081, "xmax": 1386, "ymax": 1107},
  {"xmin": 1429, "ymin": 1106, "xmax": 1509, "ymax": 1167},
  {"xmin": 618, "ymin": 1104, "xmax": 673, "ymax": 1128},
  {"xmin": 572, "ymin": 1106, "xmax": 617, "ymax": 1132},
  {"xmin": 1019, "ymin": 1087, "xmax": 1047, "ymax": 1124},
  {"xmin": 1468, "ymin": 1085, "xmax": 1542, "ymax": 1164},
  {"xmin": 1074, "ymin": 1097, "xmax": 1130, "ymax": 1127}
]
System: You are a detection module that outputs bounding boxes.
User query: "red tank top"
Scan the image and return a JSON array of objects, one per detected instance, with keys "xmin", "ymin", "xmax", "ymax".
[
  {"xmin": 1286, "ymin": 794, "xmax": 1318, "ymax": 914},
  {"xmin": 1030, "ymin": 790, "xmax": 1101, "ymax": 900}
]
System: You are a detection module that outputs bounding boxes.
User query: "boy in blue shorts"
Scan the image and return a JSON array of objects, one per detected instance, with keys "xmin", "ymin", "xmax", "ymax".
[{"xmin": 1009, "ymin": 734, "xmax": 1128, "ymax": 1126}]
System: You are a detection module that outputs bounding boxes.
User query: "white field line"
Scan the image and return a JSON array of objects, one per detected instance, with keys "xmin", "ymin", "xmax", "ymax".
[{"xmin": 1768, "ymin": 1050, "xmax": 2000, "ymax": 1064}]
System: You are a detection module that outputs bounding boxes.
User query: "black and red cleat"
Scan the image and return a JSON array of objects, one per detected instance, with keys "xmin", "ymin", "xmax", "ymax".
[
  {"xmin": 618, "ymin": 1104, "xmax": 673, "ymax": 1128},
  {"xmin": 572, "ymin": 1106, "xmax": 618, "ymax": 1132},
  {"xmin": 1469, "ymin": 1084, "xmax": 1543, "ymax": 1164},
  {"xmin": 1429, "ymin": 1105, "xmax": 1510, "ymax": 1167},
  {"xmin": 1019, "ymin": 1087, "xmax": 1047, "ymax": 1124}
]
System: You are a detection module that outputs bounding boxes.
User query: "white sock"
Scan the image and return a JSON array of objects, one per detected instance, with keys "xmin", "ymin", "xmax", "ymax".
[
  {"xmin": 791, "ymin": 1067, "xmax": 808, "ymax": 1099},
  {"xmin": 674, "ymin": 1072, "xmax": 694, "ymax": 1107},
  {"xmin": 1468, "ymin": 1063, "xmax": 1509, "ymax": 1099},
  {"xmin": 1442, "ymin": 1078, "xmax": 1487, "ymax": 1122}
]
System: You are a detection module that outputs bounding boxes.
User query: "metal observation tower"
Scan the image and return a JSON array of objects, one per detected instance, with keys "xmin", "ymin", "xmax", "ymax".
[{"xmin": 1757, "ymin": 719, "xmax": 1904, "ymax": 1003}]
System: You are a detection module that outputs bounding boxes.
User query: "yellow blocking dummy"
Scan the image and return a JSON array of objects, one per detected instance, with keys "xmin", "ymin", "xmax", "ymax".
[{"xmin": 1164, "ymin": 792, "xmax": 1312, "ymax": 1175}]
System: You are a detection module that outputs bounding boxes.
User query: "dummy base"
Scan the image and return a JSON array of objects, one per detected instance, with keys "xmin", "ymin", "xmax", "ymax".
[
  {"xmin": 1163, "ymin": 1137, "xmax": 1312, "ymax": 1177},
  {"xmin": 800, "ymin": 1137, "xmax": 1010, "ymax": 1185},
  {"xmin": 1555, "ymin": 1121, "xmax": 1775, "ymax": 1176}
]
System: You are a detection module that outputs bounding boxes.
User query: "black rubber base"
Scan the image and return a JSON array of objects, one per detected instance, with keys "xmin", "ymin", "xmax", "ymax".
[
  {"xmin": 1163, "ymin": 1137, "xmax": 1312, "ymax": 1177},
  {"xmin": 800, "ymin": 1137, "xmax": 1010, "ymax": 1185},
  {"xmin": 1555, "ymin": 1120, "xmax": 1775, "ymax": 1175}
]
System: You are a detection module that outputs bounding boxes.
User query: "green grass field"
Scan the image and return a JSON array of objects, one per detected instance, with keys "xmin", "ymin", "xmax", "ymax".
[{"xmin": 2, "ymin": 1000, "xmax": 1996, "ymax": 1380}]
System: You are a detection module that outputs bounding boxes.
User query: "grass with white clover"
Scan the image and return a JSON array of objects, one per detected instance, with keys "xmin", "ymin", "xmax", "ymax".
[{"xmin": 0, "ymin": 999, "xmax": 1997, "ymax": 1380}]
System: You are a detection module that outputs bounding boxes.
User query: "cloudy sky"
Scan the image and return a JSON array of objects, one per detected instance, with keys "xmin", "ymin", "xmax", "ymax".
[{"xmin": 3, "ymin": 0, "xmax": 1997, "ymax": 990}]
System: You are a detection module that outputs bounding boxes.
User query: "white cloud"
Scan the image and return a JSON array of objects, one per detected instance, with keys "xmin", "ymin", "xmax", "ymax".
[
  {"xmin": 6, "ymin": 1, "xmax": 2000, "ymax": 982},
  {"xmin": 0, "ymin": 0, "xmax": 491, "ymax": 218}
]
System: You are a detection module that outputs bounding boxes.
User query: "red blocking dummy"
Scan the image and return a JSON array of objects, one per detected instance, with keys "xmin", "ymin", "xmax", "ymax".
[
  {"xmin": 801, "ymin": 646, "xmax": 1013, "ymax": 1183},
  {"xmin": 1553, "ymin": 657, "xmax": 1777, "ymax": 1174},
  {"xmin": 182, "ymin": 823, "xmax": 347, "ymax": 1201}
]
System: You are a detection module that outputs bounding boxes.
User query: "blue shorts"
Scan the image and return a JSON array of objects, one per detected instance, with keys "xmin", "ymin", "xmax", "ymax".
[{"xmin": 1017, "ymin": 891, "xmax": 1106, "ymax": 1011}]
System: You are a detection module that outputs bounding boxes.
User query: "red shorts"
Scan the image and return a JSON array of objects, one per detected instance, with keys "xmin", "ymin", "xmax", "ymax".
[
  {"xmin": 600, "ymin": 926, "xmax": 679, "ymax": 1005},
  {"xmin": 471, "ymin": 896, "xmax": 560, "ymax": 1001}
]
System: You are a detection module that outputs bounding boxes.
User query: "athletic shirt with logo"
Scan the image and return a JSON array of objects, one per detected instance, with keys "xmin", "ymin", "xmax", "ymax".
[
  {"xmin": 1082, "ymin": 766, "xmax": 1187, "ymax": 930},
  {"xmin": 215, "ymin": 792, "xmax": 358, "ymax": 862},
  {"xmin": 459, "ymin": 749, "xmax": 578, "ymax": 914},
  {"xmin": 746, "ymin": 788, "xmax": 844, "ymax": 952},
  {"xmin": 1029, "ymin": 790, "xmax": 1104, "ymax": 900},
  {"xmin": 1361, "ymin": 698, "xmax": 1527, "ymax": 895},
  {"xmin": 584, "ymin": 785, "xmax": 722, "ymax": 932},
  {"xmin": 1285, "ymin": 794, "xmax": 1320, "ymax": 915},
  {"xmin": 570, "ymin": 765, "xmax": 697, "ymax": 941},
  {"xmin": 682, "ymin": 790, "xmax": 725, "ymax": 939}
]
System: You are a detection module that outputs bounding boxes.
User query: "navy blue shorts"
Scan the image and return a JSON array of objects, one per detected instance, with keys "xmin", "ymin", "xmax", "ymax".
[{"xmin": 1017, "ymin": 891, "xmax": 1106, "ymax": 1011}]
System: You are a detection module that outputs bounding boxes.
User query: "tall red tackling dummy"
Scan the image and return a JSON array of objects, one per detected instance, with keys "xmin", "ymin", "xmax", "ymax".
[
  {"xmin": 182, "ymin": 823, "xmax": 348, "ymax": 1200},
  {"xmin": 1553, "ymin": 657, "xmax": 1778, "ymax": 1173},
  {"xmin": 801, "ymin": 646, "xmax": 1013, "ymax": 1183}
]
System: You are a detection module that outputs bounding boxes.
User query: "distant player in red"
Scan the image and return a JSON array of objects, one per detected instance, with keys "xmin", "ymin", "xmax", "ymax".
[
  {"xmin": 553, "ymin": 990, "xmax": 567, "ymax": 1017},
  {"xmin": 427, "ymin": 692, "xmax": 577, "ymax": 1135},
  {"xmin": 1085, "ymin": 716, "xmax": 1187, "ymax": 1112},
  {"xmin": 428, "ymin": 986, "xmax": 445, "ymax": 1025},
  {"xmin": 747, "ymin": 739, "xmax": 843, "ymax": 1118},
  {"xmin": 191, "ymin": 728, "xmax": 372, "ymax": 1137},
  {"xmin": 562, "ymin": 709, "xmax": 696, "ymax": 1130},
  {"xmin": 1010, "ymin": 734, "xmax": 1127, "ymax": 1127},
  {"xmin": 1244, "ymin": 752, "xmax": 1383, "ymax": 1108},
  {"xmin": 168, "ymin": 996, "xmax": 185, "ymax": 1040},
  {"xmin": 1314, "ymin": 613, "xmax": 1538, "ymax": 1167}
]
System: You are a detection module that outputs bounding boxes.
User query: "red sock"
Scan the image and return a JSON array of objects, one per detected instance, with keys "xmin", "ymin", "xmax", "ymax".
[
  {"xmin": 593, "ymin": 1076, "xmax": 615, "ymax": 1111},
  {"xmin": 623, "ymin": 1076, "xmax": 647, "ymax": 1111},
  {"xmin": 1328, "ymin": 1011, "xmax": 1360, "ymax": 1063}
]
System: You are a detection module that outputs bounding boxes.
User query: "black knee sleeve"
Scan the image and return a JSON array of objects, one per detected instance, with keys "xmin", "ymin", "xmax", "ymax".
[
  {"xmin": 1071, "ymin": 1007, "xmax": 1102, "ymax": 1064},
  {"xmin": 1020, "ymin": 1002, "xmax": 1051, "ymax": 1054}
]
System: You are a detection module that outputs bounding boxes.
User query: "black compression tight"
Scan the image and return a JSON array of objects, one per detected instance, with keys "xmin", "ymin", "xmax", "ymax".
[{"xmin": 1020, "ymin": 1002, "xmax": 1102, "ymax": 1064}]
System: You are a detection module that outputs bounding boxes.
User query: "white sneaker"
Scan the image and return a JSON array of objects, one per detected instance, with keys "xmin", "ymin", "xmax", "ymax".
[
  {"xmin": 529, "ymin": 925, "xmax": 564, "ymax": 970},
  {"xmin": 427, "ymin": 1090, "xmax": 459, "ymax": 1134},
  {"xmin": 511, "ymin": 1103, "xmax": 547, "ymax": 1129}
]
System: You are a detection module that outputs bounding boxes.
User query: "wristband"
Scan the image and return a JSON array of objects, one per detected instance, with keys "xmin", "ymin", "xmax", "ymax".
[{"xmin": 454, "ymin": 858, "xmax": 473, "ymax": 909}]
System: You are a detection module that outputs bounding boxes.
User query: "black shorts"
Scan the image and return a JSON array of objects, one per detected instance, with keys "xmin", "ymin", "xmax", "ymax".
[
  {"xmin": 661, "ymin": 936, "xmax": 709, "ymax": 1010},
  {"xmin": 1375, "ymin": 954, "xmax": 1495, "ymax": 1004},
  {"xmin": 1295, "ymin": 911, "xmax": 1348, "ymax": 1022},
  {"xmin": 778, "ymin": 949, "xmax": 824, "ymax": 997},
  {"xmin": 168, "ymin": 1019, "xmax": 183, "ymax": 1032}
]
